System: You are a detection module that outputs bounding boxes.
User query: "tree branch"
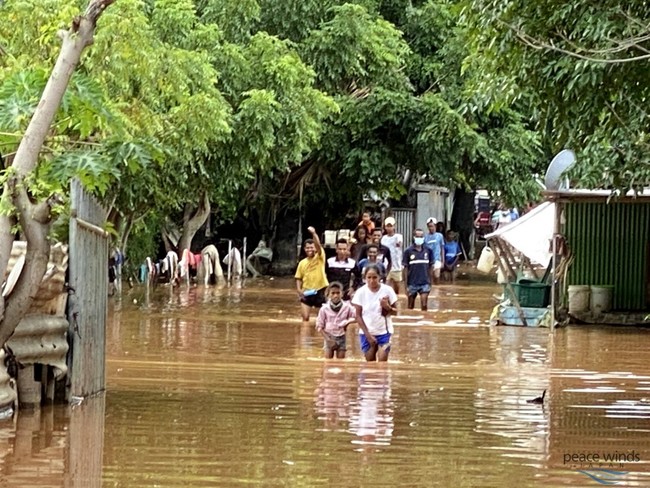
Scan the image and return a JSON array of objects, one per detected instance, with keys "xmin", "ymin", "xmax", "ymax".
[
  {"xmin": 0, "ymin": 187, "xmax": 51, "ymax": 345},
  {"xmin": 177, "ymin": 192, "xmax": 211, "ymax": 252},
  {"xmin": 555, "ymin": 30, "xmax": 650, "ymax": 56},
  {"xmin": 507, "ymin": 22, "xmax": 650, "ymax": 64},
  {"xmin": 0, "ymin": 0, "xmax": 115, "ymax": 342},
  {"xmin": 84, "ymin": 0, "xmax": 116, "ymax": 27}
]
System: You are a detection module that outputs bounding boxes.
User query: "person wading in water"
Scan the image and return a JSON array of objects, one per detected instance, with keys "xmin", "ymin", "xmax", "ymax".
[
  {"xmin": 351, "ymin": 264, "xmax": 398, "ymax": 362},
  {"xmin": 295, "ymin": 226, "xmax": 328, "ymax": 325}
]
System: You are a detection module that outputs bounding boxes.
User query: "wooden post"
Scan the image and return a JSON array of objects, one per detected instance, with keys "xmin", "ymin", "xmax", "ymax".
[
  {"xmin": 67, "ymin": 179, "xmax": 108, "ymax": 400},
  {"xmin": 551, "ymin": 201, "xmax": 561, "ymax": 330},
  {"xmin": 495, "ymin": 239, "xmax": 517, "ymax": 282},
  {"xmin": 65, "ymin": 394, "xmax": 105, "ymax": 488},
  {"xmin": 501, "ymin": 242, "xmax": 519, "ymax": 280},
  {"xmin": 493, "ymin": 239, "xmax": 528, "ymax": 326},
  {"xmin": 242, "ymin": 237, "xmax": 247, "ymax": 278},
  {"xmin": 226, "ymin": 239, "xmax": 232, "ymax": 282},
  {"xmin": 17, "ymin": 365, "xmax": 40, "ymax": 405}
]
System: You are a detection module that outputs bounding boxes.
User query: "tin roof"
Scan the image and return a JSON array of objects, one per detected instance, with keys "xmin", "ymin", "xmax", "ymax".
[{"xmin": 544, "ymin": 188, "xmax": 650, "ymax": 202}]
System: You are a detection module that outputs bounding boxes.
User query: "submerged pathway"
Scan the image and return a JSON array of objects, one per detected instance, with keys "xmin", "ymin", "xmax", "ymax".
[{"xmin": 0, "ymin": 275, "xmax": 649, "ymax": 487}]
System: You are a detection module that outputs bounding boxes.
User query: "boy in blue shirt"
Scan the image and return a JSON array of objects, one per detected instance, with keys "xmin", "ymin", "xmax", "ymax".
[
  {"xmin": 443, "ymin": 230, "xmax": 461, "ymax": 283},
  {"xmin": 424, "ymin": 217, "xmax": 444, "ymax": 285}
]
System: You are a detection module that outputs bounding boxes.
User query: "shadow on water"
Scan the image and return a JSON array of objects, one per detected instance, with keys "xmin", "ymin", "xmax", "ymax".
[{"xmin": 0, "ymin": 274, "xmax": 649, "ymax": 487}]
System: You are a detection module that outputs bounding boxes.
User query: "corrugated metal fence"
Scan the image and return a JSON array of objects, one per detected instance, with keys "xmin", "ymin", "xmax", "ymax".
[
  {"xmin": 68, "ymin": 179, "xmax": 109, "ymax": 398},
  {"xmin": 565, "ymin": 202, "xmax": 650, "ymax": 310},
  {"xmin": 388, "ymin": 208, "xmax": 416, "ymax": 241}
]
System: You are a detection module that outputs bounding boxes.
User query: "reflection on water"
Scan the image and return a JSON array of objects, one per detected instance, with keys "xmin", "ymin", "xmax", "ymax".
[
  {"xmin": 314, "ymin": 365, "xmax": 352, "ymax": 433},
  {"xmin": 349, "ymin": 367, "xmax": 393, "ymax": 449},
  {"xmin": 0, "ymin": 276, "xmax": 649, "ymax": 486},
  {"xmin": 0, "ymin": 396, "xmax": 104, "ymax": 488}
]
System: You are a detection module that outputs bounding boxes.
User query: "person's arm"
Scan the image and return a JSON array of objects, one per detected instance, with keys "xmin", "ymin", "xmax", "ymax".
[
  {"xmin": 451, "ymin": 244, "xmax": 461, "ymax": 266},
  {"xmin": 402, "ymin": 249, "xmax": 409, "ymax": 289},
  {"xmin": 348, "ymin": 265, "xmax": 355, "ymax": 295},
  {"xmin": 318, "ymin": 327, "xmax": 335, "ymax": 347},
  {"xmin": 380, "ymin": 296, "xmax": 397, "ymax": 316},
  {"xmin": 344, "ymin": 306, "xmax": 357, "ymax": 327},
  {"xmin": 382, "ymin": 245, "xmax": 392, "ymax": 274},
  {"xmin": 308, "ymin": 226, "xmax": 322, "ymax": 254},
  {"xmin": 295, "ymin": 278, "xmax": 304, "ymax": 298},
  {"xmin": 295, "ymin": 259, "xmax": 304, "ymax": 297},
  {"xmin": 353, "ymin": 303, "xmax": 377, "ymax": 345},
  {"xmin": 316, "ymin": 310, "xmax": 335, "ymax": 344}
]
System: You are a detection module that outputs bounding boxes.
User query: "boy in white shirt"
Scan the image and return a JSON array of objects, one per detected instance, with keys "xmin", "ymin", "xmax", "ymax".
[{"xmin": 380, "ymin": 216, "xmax": 403, "ymax": 295}]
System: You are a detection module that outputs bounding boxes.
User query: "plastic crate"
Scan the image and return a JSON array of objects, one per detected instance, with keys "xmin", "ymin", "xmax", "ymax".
[{"xmin": 508, "ymin": 280, "xmax": 550, "ymax": 308}]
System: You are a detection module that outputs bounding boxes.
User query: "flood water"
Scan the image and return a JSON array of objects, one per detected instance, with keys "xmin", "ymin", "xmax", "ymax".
[{"xmin": 1, "ymin": 273, "xmax": 650, "ymax": 487}]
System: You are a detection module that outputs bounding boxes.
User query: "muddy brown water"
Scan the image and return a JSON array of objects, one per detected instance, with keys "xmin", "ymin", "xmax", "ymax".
[{"xmin": 1, "ymin": 273, "xmax": 650, "ymax": 487}]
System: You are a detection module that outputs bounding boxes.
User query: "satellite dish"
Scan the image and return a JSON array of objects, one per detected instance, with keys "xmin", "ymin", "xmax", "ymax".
[{"xmin": 545, "ymin": 149, "xmax": 576, "ymax": 191}]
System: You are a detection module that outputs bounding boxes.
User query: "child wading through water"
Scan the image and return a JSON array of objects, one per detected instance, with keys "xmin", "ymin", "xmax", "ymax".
[
  {"xmin": 352, "ymin": 264, "xmax": 398, "ymax": 362},
  {"xmin": 316, "ymin": 282, "xmax": 357, "ymax": 359}
]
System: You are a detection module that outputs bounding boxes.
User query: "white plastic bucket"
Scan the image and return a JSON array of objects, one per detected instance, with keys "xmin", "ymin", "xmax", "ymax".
[
  {"xmin": 568, "ymin": 285, "xmax": 590, "ymax": 313},
  {"xmin": 590, "ymin": 285, "xmax": 613, "ymax": 314},
  {"xmin": 477, "ymin": 247, "xmax": 495, "ymax": 273}
]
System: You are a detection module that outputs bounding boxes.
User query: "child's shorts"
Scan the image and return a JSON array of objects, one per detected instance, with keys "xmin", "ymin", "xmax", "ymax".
[
  {"xmin": 301, "ymin": 288, "xmax": 327, "ymax": 308},
  {"xmin": 360, "ymin": 332, "xmax": 391, "ymax": 353},
  {"xmin": 324, "ymin": 334, "xmax": 346, "ymax": 351}
]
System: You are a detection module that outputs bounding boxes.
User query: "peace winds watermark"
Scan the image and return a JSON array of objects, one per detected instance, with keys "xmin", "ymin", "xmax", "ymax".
[{"xmin": 564, "ymin": 450, "xmax": 641, "ymax": 485}]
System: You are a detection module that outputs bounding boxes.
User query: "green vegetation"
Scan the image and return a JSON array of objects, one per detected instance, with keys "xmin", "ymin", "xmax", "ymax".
[
  {"xmin": 464, "ymin": 0, "xmax": 649, "ymax": 190},
  {"xmin": 1, "ymin": 0, "xmax": 644, "ymax": 269}
]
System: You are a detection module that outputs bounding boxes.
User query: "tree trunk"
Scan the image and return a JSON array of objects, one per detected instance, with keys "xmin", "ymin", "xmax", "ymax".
[
  {"xmin": 0, "ymin": 0, "xmax": 115, "ymax": 345},
  {"xmin": 119, "ymin": 215, "xmax": 134, "ymax": 256},
  {"xmin": 177, "ymin": 192, "xmax": 211, "ymax": 252},
  {"xmin": 450, "ymin": 187, "xmax": 476, "ymax": 261}
]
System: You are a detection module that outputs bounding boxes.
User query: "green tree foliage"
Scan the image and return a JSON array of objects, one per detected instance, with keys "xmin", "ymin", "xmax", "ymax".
[
  {"xmin": 1, "ymin": 0, "xmax": 553, "ymax": 268},
  {"xmin": 303, "ymin": 4, "xmax": 411, "ymax": 93},
  {"xmin": 1, "ymin": 0, "xmax": 334, "ymax": 258},
  {"xmin": 226, "ymin": 0, "xmax": 544, "ymax": 241},
  {"xmin": 301, "ymin": 2, "xmax": 541, "ymax": 211},
  {"xmin": 197, "ymin": 0, "xmax": 260, "ymax": 42},
  {"xmin": 402, "ymin": 1, "xmax": 543, "ymax": 205},
  {"xmin": 464, "ymin": 0, "xmax": 650, "ymax": 190},
  {"xmin": 213, "ymin": 32, "xmax": 336, "ymax": 197}
]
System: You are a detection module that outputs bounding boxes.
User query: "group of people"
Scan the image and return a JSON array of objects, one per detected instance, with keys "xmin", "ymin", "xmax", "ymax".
[
  {"xmin": 294, "ymin": 213, "xmax": 463, "ymax": 363},
  {"xmin": 474, "ymin": 204, "xmax": 520, "ymax": 237}
]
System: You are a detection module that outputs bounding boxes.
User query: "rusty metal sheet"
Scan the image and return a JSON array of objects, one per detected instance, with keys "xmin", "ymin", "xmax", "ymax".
[
  {"xmin": 7, "ymin": 314, "xmax": 69, "ymax": 378},
  {"xmin": 0, "ymin": 349, "xmax": 17, "ymax": 413},
  {"xmin": 3, "ymin": 241, "xmax": 68, "ymax": 308}
]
